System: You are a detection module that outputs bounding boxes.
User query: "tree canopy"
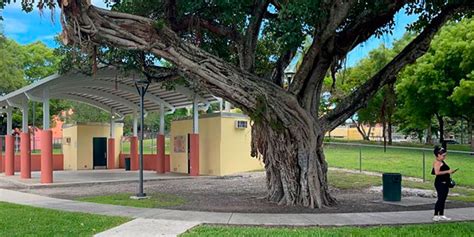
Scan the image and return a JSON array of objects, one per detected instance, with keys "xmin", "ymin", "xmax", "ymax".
[
  {"xmin": 3, "ymin": 0, "xmax": 473, "ymax": 208},
  {"xmin": 396, "ymin": 17, "xmax": 474, "ymax": 144}
]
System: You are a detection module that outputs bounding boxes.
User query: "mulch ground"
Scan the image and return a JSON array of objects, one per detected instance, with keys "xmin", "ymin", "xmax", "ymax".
[{"xmin": 5, "ymin": 172, "xmax": 474, "ymax": 213}]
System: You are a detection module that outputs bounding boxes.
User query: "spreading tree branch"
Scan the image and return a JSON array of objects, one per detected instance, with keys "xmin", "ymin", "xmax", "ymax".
[
  {"xmin": 238, "ymin": 0, "xmax": 271, "ymax": 72},
  {"xmin": 293, "ymin": 0, "xmax": 407, "ymax": 116},
  {"xmin": 321, "ymin": 3, "xmax": 472, "ymax": 132}
]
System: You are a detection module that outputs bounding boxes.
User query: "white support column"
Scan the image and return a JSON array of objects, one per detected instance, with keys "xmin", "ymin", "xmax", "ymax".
[
  {"xmin": 22, "ymin": 101, "xmax": 29, "ymax": 132},
  {"xmin": 133, "ymin": 111, "xmax": 138, "ymax": 137},
  {"xmin": 193, "ymin": 97, "xmax": 199, "ymax": 134},
  {"xmin": 6, "ymin": 107, "xmax": 13, "ymax": 135},
  {"xmin": 43, "ymin": 88, "xmax": 50, "ymax": 129},
  {"xmin": 219, "ymin": 98, "xmax": 223, "ymax": 112},
  {"xmin": 224, "ymin": 101, "xmax": 231, "ymax": 112},
  {"xmin": 159, "ymin": 104, "xmax": 165, "ymax": 135},
  {"xmin": 110, "ymin": 114, "xmax": 116, "ymax": 138}
]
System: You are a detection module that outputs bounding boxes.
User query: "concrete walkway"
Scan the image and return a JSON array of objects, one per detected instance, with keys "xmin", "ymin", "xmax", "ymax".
[
  {"xmin": 0, "ymin": 170, "xmax": 195, "ymax": 188},
  {"xmin": 1, "ymin": 189, "xmax": 473, "ymax": 236}
]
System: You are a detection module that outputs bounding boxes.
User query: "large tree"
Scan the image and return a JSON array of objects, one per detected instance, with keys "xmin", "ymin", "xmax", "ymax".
[
  {"xmin": 7, "ymin": 0, "xmax": 474, "ymax": 208},
  {"xmin": 396, "ymin": 18, "xmax": 474, "ymax": 145}
]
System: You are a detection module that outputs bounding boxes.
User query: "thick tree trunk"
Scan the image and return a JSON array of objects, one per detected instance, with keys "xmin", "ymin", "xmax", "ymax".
[
  {"xmin": 352, "ymin": 118, "xmax": 370, "ymax": 141},
  {"xmin": 469, "ymin": 119, "xmax": 473, "ymax": 152},
  {"xmin": 426, "ymin": 123, "xmax": 432, "ymax": 144},
  {"xmin": 252, "ymin": 121, "xmax": 336, "ymax": 208},
  {"xmin": 388, "ymin": 118, "xmax": 393, "ymax": 145},
  {"xmin": 436, "ymin": 114, "xmax": 445, "ymax": 144}
]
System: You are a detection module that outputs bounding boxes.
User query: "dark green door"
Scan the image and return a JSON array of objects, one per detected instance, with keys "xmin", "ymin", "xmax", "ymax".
[{"xmin": 93, "ymin": 137, "xmax": 107, "ymax": 169}]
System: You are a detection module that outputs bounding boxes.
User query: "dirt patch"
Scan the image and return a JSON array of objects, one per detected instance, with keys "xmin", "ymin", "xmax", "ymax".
[{"xmin": 15, "ymin": 172, "xmax": 474, "ymax": 213}]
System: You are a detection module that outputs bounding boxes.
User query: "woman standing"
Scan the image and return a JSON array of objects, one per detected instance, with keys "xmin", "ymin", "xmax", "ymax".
[{"xmin": 431, "ymin": 146, "xmax": 457, "ymax": 222}]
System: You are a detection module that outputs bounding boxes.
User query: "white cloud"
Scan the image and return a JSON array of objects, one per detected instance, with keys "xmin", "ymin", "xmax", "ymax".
[
  {"xmin": 34, "ymin": 34, "xmax": 58, "ymax": 41},
  {"xmin": 4, "ymin": 19, "xmax": 28, "ymax": 34}
]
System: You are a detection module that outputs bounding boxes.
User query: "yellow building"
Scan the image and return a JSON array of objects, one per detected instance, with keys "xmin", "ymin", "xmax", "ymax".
[
  {"xmin": 62, "ymin": 123, "xmax": 123, "ymax": 170},
  {"xmin": 170, "ymin": 112, "xmax": 263, "ymax": 176},
  {"xmin": 327, "ymin": 125, "xmax": 383, "ymax": 140}
]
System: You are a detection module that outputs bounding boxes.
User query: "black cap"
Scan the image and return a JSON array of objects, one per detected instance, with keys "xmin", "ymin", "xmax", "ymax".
[{"xmin": 434, "ymin": 145, "xmax": 447, "ymax": 156}]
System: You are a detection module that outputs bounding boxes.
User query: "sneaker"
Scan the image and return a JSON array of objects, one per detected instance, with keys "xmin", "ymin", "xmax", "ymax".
[
  {"xmin": 432, "ymin": 216, "xmax": 440, "ymax": 222},
  {"xmin": 439, "ymin": 216, "xmax": 452, "ymax": 221}
]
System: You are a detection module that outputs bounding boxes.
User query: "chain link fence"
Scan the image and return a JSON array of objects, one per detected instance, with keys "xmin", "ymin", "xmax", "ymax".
[
  {"xmin": 0, "ymin": 134, "xmax": 62, "ymax": 154},
  {"xmin": 324, "ymin": 141, "xmax": 473, "ymax": 187},
  {"xmin": 120, "ymin": 132, "xmax": 163, "ymax": 154}
]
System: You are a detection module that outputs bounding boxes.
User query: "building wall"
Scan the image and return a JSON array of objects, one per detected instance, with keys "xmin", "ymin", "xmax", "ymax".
[
  {"xmin": 170, "ymin": 119, "xmax": 192, "ymax": 174},
  {"xmin": 170, "ymin": 113, "xmax": 262, "ymax": 176},
  {"xmin": 62, "ymin": 125, "xmax": 78, "ymax": 170},
  {"xmin": 327, "ymin": 126, "xmax": 349, "ymax": 138},
  {"xmin": 13, "ymin": 154, "xmax": 64, "ymax": 171},
  {"xmin": 219, "ymin": 116, "xmax": 262, "ymax": 175},
  {"xmin": 62, "ymin": 123, "xmax": 123, "ymax": 170},
  {"xmin": 326, "ymin": 125, "xmax": 384, "ymax": 140},
  {"xmin": 170, "ymin": 117, "xmax": 222, "ymax": 175}
]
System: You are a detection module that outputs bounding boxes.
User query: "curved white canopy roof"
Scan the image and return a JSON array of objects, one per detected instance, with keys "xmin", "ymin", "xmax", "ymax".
[{"xmin": 0, "ymin": 66, "xmax": 218, "ymax": 117}]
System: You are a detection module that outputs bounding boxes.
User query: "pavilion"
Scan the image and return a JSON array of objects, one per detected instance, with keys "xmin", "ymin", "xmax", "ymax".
[{"xmin": 0, "ymin": 66, "xmax": 218, "ymax": 183}]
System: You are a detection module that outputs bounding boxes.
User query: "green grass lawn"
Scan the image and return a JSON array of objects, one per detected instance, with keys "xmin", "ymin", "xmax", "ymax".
[
  {"xmin": 324, "ymin": 144, "xmax": 474, "ymax": 187},
  {"xmin": 324, "ymin": 138, "xmax": 472, "ymax": 151},
  {"xmin": 121, "ymin": 138, "xmax": 170, "ymax": 154},
  {"xmin": 328, "ymin": 170, "xmax": 474, "ymax": 203},
  {"xmin": 77, "ymin": 193, "xmax": 185, "ymax": 208},
  {"xmin": 30, "ymin": 148, "xmax": 63, "ymax": 154},
  {"xmin": 182, "ymin": 222, "xmax": 474, "ymax": 237},
  {"xmin": 0, "ymin": 201, "xmax": 130, "ymax": 236}
]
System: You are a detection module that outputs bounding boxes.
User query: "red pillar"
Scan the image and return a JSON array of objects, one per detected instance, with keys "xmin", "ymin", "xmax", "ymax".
[
  {"xmin": 107, "ymin": 138, "xmax": 115, "ymax": 169},
  {"xmin": 189, "ymin": 134, "xmax": 199, "ymax": 176},
  {"xmin": 4, "ymin": 135, "xmax": 14, "ymax": 176},
  {"xmin": 0, "ymin": 136, "xmax": 3, "ymax": 173},
  {"xmin": 130, "ymin": 136, "xmax": 138, "ymax": 171},
  {"xmin": 40, "ymin": 130, "xmax": 53, "ymax": 183},
  {"xmin": 20, "ymin": 132, "xmax": 31, "ymax": 179},
  {"xmin": 156, "ymin": 134, "xmax": 165, "ymax": 173}
]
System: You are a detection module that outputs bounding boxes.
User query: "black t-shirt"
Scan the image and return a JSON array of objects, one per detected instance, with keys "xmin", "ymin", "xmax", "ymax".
[{"xmin": 432, "ymin": 160, "xmax": 450, "ymax": 183}]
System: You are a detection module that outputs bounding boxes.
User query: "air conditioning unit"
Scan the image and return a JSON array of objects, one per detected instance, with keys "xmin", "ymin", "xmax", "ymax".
[{"xmin": 235, "ymin": 120, "xmax": 248, "ymax": 129}]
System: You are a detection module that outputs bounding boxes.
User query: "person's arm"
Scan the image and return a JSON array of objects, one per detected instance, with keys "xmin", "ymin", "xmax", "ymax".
[{"xmin": 433, "ymin": 161, "xmax": 453, "ymax": 175}]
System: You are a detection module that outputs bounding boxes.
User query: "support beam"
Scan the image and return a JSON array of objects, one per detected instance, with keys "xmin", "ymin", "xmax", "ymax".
[
  {"xmin": 40, "ymin": 130, "xmax": 53, "ymax": 183},
  {"xmin": 133, "ymin": 112, "xmax": 138, "ymax": 137},
  {"xmin": 107, "ymin": 138, "xmax": 116, "ymax": 169},
  {"xmin": 51, "ymin": 79, "xmax": 174, "ymax": 110},
  {"xmin": 6, "ymin": 107, "xmax": 13, "ymax": 135},
  {"xmin": 224, "ymin": 101, "xmax": 231, "ymax": 112},
  {"xmin": 51, "ymin": 88, "xmax": 141, "ymax": 113},
  {"xmin": 43, "ymin": 88, "xmax": 50, "ymax": 129},
  {"xmin": 21, "ymin": 101, "xmax": 29, "ymax": 132},
  {"xmin": 110, "ymin": 114, "xmax": 116, "ymax": 138},
  {"xmin": 20, "ymin": 132, "xmax": 31, "ymax": 179},
  {"xmin": 52, "ymin": 94, "xmax": 124, "ymax": 118},
  {"xmin": 24, "ymin": 92, "xmax": 43, "ymax": 102},
  {"xmin": 193, "ymin": 97, "xmax": 199, "ymax": 134},
  {"xmin": 130, "ymin": 136, "xmax": 138, "ymax": 171},
  {"xmin": 159, "ymin": 104, "xmax": 165, "ymax": 135},
  {"xmin": 4, "ymin": 135, "xmax": 14, "ymax": 176}
]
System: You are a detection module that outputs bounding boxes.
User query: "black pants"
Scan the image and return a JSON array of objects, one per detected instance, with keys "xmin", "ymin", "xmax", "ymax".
[{"xmin": 434, "ymin": 181, "xmax": 449, "ymax": 215}]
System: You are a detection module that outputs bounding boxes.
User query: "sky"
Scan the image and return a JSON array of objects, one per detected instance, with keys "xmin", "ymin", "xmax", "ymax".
[{"xmin": 1, "ymin": 2, "xmax": 417, "ymax": 67}]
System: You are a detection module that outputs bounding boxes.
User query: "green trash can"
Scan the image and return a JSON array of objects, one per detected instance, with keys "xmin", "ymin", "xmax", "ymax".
[
  {"xmin": 383, "ymin": 173, "xmax": 402, "ymax": 201},
  {"xmin": 125, "ymin": 157, "xmax": 131, "ymax": 171}
]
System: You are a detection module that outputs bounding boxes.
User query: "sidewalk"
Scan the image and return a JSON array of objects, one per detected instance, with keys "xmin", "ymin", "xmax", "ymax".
[{"xmin": 1, "ymin": 188, "xmax": 473, "ymax": 236}]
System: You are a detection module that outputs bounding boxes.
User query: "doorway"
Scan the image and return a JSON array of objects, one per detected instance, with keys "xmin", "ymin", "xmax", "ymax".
[{"xmin": 93, "ymin": 137, "xmax": 107, "ymax": 169}]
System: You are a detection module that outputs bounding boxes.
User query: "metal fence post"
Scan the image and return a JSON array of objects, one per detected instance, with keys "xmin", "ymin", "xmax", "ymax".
[
  {"xmin": 422, "ymin": 151, "xmax": 426, "ymax": 183},
  {"xmin": 359, "ymin": 145, "xmax": 362, "ymax": 173}
]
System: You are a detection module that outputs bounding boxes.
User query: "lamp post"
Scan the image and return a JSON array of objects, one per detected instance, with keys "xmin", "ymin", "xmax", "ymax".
[{"xmin": 134, "ymin": 78, "xmax": 150, "ymax": 198}]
